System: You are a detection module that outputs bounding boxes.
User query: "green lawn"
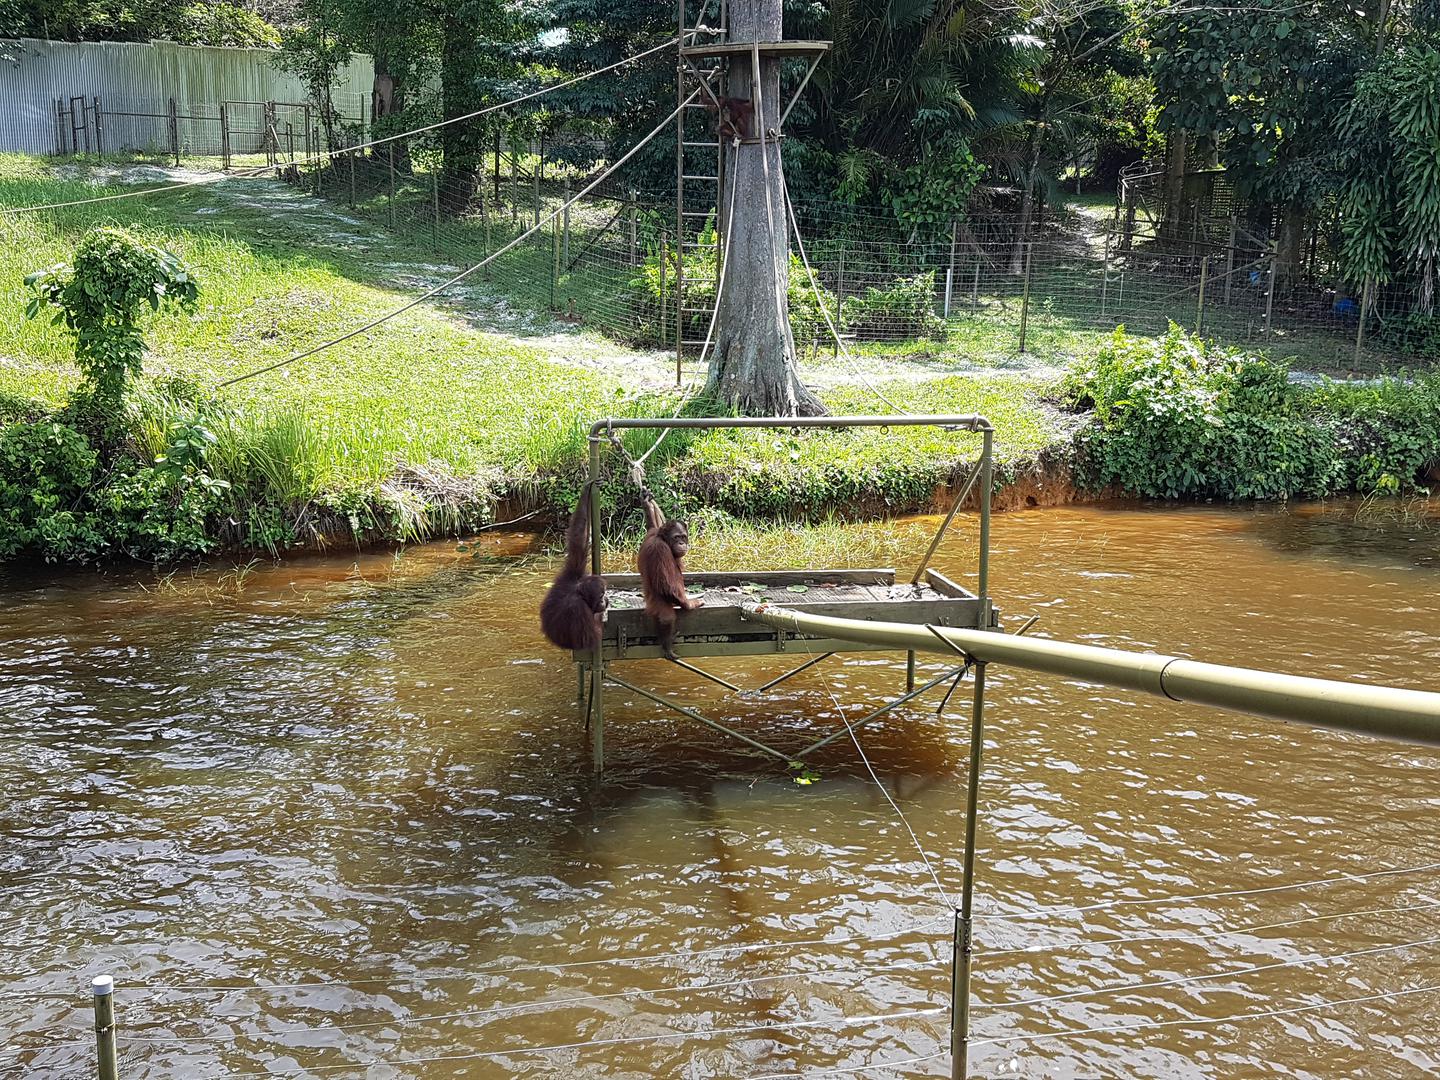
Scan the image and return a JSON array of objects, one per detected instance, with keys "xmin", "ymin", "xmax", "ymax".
[{"xmin": 0, "ymin": 156, "xmax": 1071, "ymax": 555}]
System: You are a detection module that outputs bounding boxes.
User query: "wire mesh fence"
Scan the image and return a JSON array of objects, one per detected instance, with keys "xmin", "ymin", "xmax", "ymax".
[{"xmin": 25, "ymin": 119, "xmax": 1429, "ymax": 375}]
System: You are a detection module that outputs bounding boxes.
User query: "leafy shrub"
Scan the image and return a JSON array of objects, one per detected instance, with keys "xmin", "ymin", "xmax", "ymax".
[
  {"xmin": 633, "ymin": 219, "xmax": 836, "ymax": 351},
  {"xmin": 1376, "ymin": 312, "xmax": 1440, "ymax": 359},
  {"xmin": 1063, "ymin": 325, "xmax": 1341, "ymax": 500},
  {"xmin": 1305, "ymin": 374, "xmax": 1440, "ymax": 493},
  {"xmin": 25, "ymin": 227, "xmax": 198, "ymax": 412},
  {"xmin": 0, "ymin": 421, "xmax": 106, "ymax": 561},
  {"xmin": 882, "ymin": 136, "xmax": 983, "ymax": 241},
  {"xmin": 92, "ymin": 466, "xmax": 226, "ymax": 562},
  {"xmin": 841, "ymin": 271, "xmax": 945, "ymax": 340}
]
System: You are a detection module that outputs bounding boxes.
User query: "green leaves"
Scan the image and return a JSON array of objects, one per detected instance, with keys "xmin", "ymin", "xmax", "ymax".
[{"xmin": 24, "ymin": 227, "xmax": 201, "ymax": 411}]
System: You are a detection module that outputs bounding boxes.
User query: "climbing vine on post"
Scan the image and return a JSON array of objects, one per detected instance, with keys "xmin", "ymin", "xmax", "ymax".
[{"xmin": 25, "ymin": 227, "xmax": 198, "ymax": 411}]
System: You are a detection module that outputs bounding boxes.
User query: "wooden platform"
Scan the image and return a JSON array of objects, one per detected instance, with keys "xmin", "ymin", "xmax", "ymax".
[{"xmin": 580, "ymin": 569, "xmax": 997, "ymax": 661}]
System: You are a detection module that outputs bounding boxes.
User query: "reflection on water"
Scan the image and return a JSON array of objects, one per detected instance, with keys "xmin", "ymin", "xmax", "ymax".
[{"xmin": 2, "ymin": 504, "xmax": 1439, "ymax": 1078}]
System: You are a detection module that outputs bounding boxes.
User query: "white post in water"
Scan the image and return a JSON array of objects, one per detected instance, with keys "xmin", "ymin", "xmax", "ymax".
[{"xmin": 93, "ymin": 975, "xmax": 118, "ymax": 1080}]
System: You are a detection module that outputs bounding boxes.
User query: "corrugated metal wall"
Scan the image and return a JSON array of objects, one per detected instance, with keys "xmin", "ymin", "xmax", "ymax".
[{"xmin": 2, "ymin": 38, "xmax": 374, "ymax": 155}]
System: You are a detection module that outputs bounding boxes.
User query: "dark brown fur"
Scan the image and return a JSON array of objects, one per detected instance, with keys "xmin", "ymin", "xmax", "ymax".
[
  {"xmin": 637, "ymin": 495, "xmax": 702, "ymax": 658},
  {"xmin": 539, "ymin": 484, "xmax": 607, "ymax": 651},
  {"xmin": 705, "ymin": 96, "xmax": 754, "ymax": 142}
]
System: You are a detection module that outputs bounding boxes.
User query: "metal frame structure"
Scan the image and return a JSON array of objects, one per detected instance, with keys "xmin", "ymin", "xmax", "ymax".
[{"xmin": 580, "ymin": 413, "xmax": 995, "ymax": 774}]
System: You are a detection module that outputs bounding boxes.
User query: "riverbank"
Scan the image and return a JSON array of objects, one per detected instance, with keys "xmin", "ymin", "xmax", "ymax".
[{"xmin": 1, "ymin": 158, "xmax": 1436, "ymax": 563}]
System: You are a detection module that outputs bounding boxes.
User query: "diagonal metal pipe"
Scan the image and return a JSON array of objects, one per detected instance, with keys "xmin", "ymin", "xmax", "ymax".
[{"xmin": 739, "ymin": 605, "xmax": 1440, "ymax": 746}]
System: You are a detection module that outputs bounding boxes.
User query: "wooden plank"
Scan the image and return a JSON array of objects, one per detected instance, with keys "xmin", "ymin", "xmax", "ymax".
[
  {"xmin": 680, "ymin": 40, "xmax": 832, "ymax": 58},
  {"xmin": 925, "ymin": 569, "xmax": 976, "ymax": 599},
  {"xmin": 601, "ymin": 569, "xmax": 895, "ymax": 589}
]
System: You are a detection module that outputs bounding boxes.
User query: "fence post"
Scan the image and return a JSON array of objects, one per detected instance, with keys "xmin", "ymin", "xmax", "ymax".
[
  {"xmin": 431, "ymin": 170, "xmax": 440, "ymax": 253},
  {"xmin": 562, "ymin": 179, "xmax": 571, "ymax": 271},
  {"xmin": 659, "ymin": 235, "xmax": 669, "ymax": 347},
  {"xmin": 54, "ymin": 99, "xmax": 64, "ymax": 155},
  {"xmin": 220, "ymin": 103, "xmax": 230, "ymax": 170},
  {"xmin": 836, "ymin": 246, "xmax": 846, "ymax": 334},
  {"xmin": 1196, "ymin": 256, "xmax": 1209, "ymax": 334},
  {"xmin": 93, "ymin": 975, "xmax": 118, "ymax": 1080},
  {"xmin": 1018, "ymin": 242, "xmax": 1033, "ymax": 353},
  {"xmin": 493, "ymin": 132, "xmax": 501, "ymax": 204},
  {"xmin": 629, "ymin": 189, "xmax": 639, "ymax": 268},
  {"xmin": 168, "ymin": 97, "xmax": 179, "ymax": 166},
  {"xmin": 1354, "ymin": 275, "xmax": 1373, "ymax": 370},
  {"xmin": 533, "ymin": 164, "xmax": 541, "ymax": 228},
  {"xmin": 947, "ymin": 219, "xmax": 958, "ymax": 318},
  {"xmin": 481, "ymin": 183, "xmax": 492, "ymax": 271},
  {"xmin": 286, "ymin": 124, "xmax": 295, "ymax": 164},
  {"xmin": 552, "ymin": 189, "xmax": 561, "ymax": 310},
  {"xmin": 303, "ymin": 103, "xmax": 312, "ymax": 162},
  {"xmin": 1101, "ymin": 233, "xmax": 1111, "ymax": 317},
  {"xmin": 92, "ymin": 97, "xmax": 104, "ymax": 155},
  {"xmin": 1224, "ymin": 213, "xmax": 1237, "ymax": 304},
  {"xmin": 1263, "ymin": 245, "xmax": 1277, "ymax": 337},
  {"xmin": 510, "ymin": 140, "xmax": 519, "ymax": 222},
  {"xmin": 387, "ymin": 144, "xmax": 396, "ymax": 228},
  {"xmin": 264, "ymin": 101, "xmax": 276, "ymax": 165},
  {"xmin": 972, "ymin": 259, "xmax": 980, "ymax": 313},
  {"xmin": 348, "ymin": 149, "xmax": 356, "ymax": 208}
]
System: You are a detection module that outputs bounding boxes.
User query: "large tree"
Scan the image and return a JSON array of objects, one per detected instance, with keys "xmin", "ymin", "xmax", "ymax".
[{"xmin": 703, "ymin": 0, "xmax": 824, "ymax": 416}]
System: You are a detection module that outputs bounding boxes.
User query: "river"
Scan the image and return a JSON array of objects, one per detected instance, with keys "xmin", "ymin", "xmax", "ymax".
[{"xmin": 2, "ymin": 503, "xmax": 1438, "ymax": 1078}]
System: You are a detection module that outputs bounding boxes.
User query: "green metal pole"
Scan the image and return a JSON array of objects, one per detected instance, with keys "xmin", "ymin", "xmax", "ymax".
[
  {"xmin": 952, "ymin": 660, "xmax": 986, "ymax": 1079},
  {"xmin": 738, "ymin": 606, "xmax": 1440, "ymax": 746},
  {"xmin": 589, "ymin": 437, "xmax": 604, "ymax": 772},
  {"xmin": 93, "ymin": 975, "xmax": 118, "ymax": 1080},
  {"xmin": 976, "ymin": 428, "xmax": 993, "ymax": 628}
]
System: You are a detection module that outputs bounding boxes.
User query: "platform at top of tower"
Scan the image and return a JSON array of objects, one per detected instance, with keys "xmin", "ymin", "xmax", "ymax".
[{"xmin": 679, "ymin": 40, "xmax": 832, "ymax": 60}]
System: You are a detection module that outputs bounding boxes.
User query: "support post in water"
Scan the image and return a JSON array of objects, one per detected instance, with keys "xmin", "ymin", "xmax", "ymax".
[
  {"xmin": 951, "ymin": 659, "xmax": 987, "ymax": 1080},
  {"xmin": 1018, "ymin": 242, "xmax": 1033, "ymax": 353},
  {"xmin": 93, "ymin": 975, "xmax": 118, "ymax": 1080},
  {"xmin": 906, "ymin": 650, "xmax": 917, "ymax": 692},
  {"xmin": 1196, "ymin": 256, "xmax": 1209, "ymax": 334},
  {"xmin": 588, "ymin": 436, "xmax": 605, "ymax": 773}
]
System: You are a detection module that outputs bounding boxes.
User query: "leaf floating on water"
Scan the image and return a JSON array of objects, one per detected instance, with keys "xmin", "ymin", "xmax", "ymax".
[{"xmin": 786, "ymin": 584, "xmax": 809, "ymax": 593}]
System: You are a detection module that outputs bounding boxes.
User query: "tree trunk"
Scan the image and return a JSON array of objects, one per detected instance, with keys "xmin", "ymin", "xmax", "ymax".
[
  {"xmin": 1275, "ymin": 202, "xmax": 1306, "ymax": 293},
  {"xmin": 1010, "ymin": 100, "xmax": 1047, "ymax": 273},
  {"xmin": 372, "ymin": 43, "xmax": 411, "ymax": 173},
  {"xmin": 703, "ymin": 0, "xmax": 825, "ymax": 417},
  {"xmin": 1161, "ymin": 130, "xmax": 1188, "ymax": 239},
  {"xmin": 439, "ymin": 15, "xmax": 485, "ymax": 212}
]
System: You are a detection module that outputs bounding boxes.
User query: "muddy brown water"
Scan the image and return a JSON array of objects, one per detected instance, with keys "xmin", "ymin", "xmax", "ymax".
[{"xmin": 2, "ymin": 504, "xmax": 1439, "ymax": 1078}]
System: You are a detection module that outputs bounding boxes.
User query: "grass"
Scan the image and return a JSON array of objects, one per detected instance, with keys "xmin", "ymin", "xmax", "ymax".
[{"xmin": 0, "ymin": 155, "xmax": 1074, "ymax": 557}]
